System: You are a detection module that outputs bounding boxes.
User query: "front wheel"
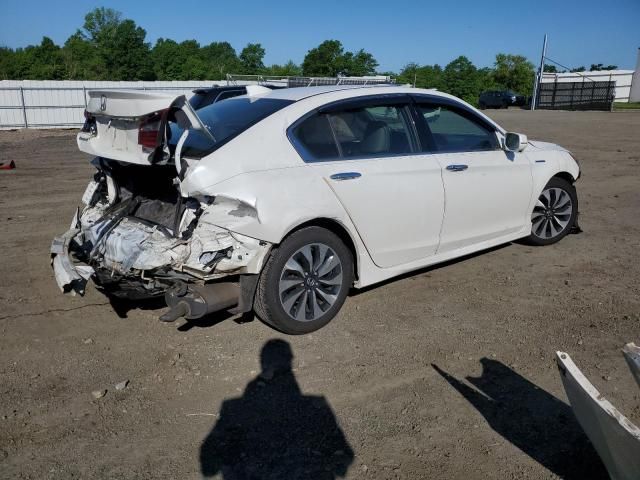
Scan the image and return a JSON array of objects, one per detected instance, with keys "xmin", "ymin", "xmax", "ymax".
[
  {"xmin": 254, "ymin": 226, "xmax": 353, "ymax": 334},
  {"xmin": 525, "ymin": 177, "xmax": 578, "ymax": 246}
]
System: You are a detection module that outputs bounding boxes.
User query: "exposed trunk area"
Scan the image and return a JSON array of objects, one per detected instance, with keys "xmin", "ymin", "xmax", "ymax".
[{"xmin": 52, "ymin": 158, "xmax": 271, "ymax": 301}]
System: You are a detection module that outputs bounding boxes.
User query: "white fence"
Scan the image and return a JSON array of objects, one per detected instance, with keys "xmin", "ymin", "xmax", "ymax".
[
  {"xmin": 540, "ymin": 70, "xmax": 635, "ymax": 103},
  {"xmin": 0, "ymin": 80, "xmax": 228, "ymax": 130}
]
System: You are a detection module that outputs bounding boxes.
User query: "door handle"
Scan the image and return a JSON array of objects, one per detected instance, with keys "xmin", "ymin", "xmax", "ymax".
[
  {"xmin": 330, "ymin": 172, "xmax": 362, "ymax": 181},
  {"xmin": 446, "ymin": 164, "xmax": 468, "ymax": 172}
]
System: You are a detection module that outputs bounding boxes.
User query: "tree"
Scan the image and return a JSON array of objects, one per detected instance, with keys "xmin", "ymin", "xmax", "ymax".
[
  {"xmin": 341, "ymin": 49, "xmax": 378, "ymax": 76},
  {"xmin": 443, "ymin": 56, "xmax": 481, "ymax": 104},
  {"xmin": 263, "ymin": 61, "xmax": 302, "ymax": 77},
  {"xmin": 590, "ymin": 63, "xmax": 617, "ymax": 71},
  {"xmin": 73, "ymin": 7, "xmax": 154, "ymax": 80},
  {"xmin": 396, "ymin": 63, "xmax": 444, "ymax": 89},
  {"xmin": 492, "ymin": 53, "xmax": 535, "ymax": 95},
  {"xmin": 200, "ymin": 41, "xmax": 241, "ymax": 79},
  {"xmin": 80, "ymin": 7, "xmax": 122, "ymax": 44},
  {"xmin": 239, "ymin": 43, "xmax": 265, "ymax": 74},
  {"xmin": 302, "ymin": 40, "xmax": 345, "ymax": 76},
  {"xmin": 544, "ymin": 64, "xmax": 558, "ymax": 73},
  {"xmin": 570, "ymin": 66, "xmax": 586, "ymax": 72},
  {"xmin": 302, "ymin": 40, "xmax": 378, "ymax": 77},
  {"xmin": 63, "ymin": 32, "xmax": 105, "ymax": 79},
  {"xmin": 152, "ymin": 39, "xmax": 208, "ymax": 80}
]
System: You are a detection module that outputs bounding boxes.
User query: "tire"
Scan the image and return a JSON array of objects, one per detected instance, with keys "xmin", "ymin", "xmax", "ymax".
[
  {"xmin": 479, "ymin": 102, "xmax": 486, "ymax": 110},
  {"xmin": 254, "ymin": 226, "xmax": 354, "ymax": 334},
  {"xmin": 524, "ymin": 177, "xmax": 578, "ymax": 246}
]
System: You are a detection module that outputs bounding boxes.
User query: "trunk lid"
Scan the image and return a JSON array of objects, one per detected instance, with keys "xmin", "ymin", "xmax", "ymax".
[{"xmin": 77, "ymin": 90, "xmax": 211, "ymax": 166}]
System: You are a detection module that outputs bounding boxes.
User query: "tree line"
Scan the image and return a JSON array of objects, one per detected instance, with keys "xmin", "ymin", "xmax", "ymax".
[{"xmin": 0, "ymin": 7, "xmax": 617, "ymax": 106}]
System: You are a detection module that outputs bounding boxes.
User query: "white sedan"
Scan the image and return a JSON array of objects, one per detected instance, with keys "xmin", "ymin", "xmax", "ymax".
[{"xmin": 51, "ymin": 85, "xmax": 580, "ymax": 334}]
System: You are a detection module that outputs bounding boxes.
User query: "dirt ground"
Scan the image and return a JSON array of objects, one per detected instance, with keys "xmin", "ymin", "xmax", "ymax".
[{"xmin": 1, "ymin": 109, "xmax": 639, "ymax": 480}]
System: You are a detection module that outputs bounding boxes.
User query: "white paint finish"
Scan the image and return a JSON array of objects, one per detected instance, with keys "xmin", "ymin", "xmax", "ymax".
[
  {"xmin": 311, "ymin": 155, "xmax": 445, "ymax": 268},
  {"xmin": 177, "ymin": 86, "xmax": 579, "ymax": 286},
  {"xmin": 556, "ymin": 351, "xmax": 640, "ymax": 480},
  {"xmin": 78, "ymin": 91, "xmax": 207, "ymax": 166},
  {"xmin": 85, "ymin": 89, "xmax": 179, "ymax": 117},
  {"xmin": 622, "ymin": 343, "xmax": 640, "ymax": 389},
  {"xmin": 435, "ymin": 149, "xmax": 532, "ymax": 253},
  {"xmin": 57, "ymin": 85, "xmax": 581, "ymax": 291}
]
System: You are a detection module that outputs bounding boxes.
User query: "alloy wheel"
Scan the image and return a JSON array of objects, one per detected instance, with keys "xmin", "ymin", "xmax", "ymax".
[
  {"xmin": 278, "ymin": 243, "xmax": 343, "ymax": 322},
  {"xmin": 531, "ymin": 187, "xmax": 573, "ymax": 239}
]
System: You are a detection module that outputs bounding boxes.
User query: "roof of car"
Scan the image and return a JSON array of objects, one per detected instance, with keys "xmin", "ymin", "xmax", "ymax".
[{"xmin": 259, "ymin": 84, "xmax": 447, "ymax": 102}]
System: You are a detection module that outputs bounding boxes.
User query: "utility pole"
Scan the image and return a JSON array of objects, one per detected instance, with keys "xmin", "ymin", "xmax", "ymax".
[{"xmin": 531, "ymin": 34, "xmax": 548, "ymax": 111}]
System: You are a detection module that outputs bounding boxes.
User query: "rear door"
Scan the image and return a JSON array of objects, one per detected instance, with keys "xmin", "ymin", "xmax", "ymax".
[
  {"xmin": 412, "ymin": 97, "xmax": 532, "ymax": 253},
  {"xmin": 290, "ymin": 95, "xmax": 445, "ymax": 268}
]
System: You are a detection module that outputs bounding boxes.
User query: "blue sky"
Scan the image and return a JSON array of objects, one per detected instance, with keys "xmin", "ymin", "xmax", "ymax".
[{"xmin": 1, "ymin": 0, "xmax": 638, "ymax": 72}]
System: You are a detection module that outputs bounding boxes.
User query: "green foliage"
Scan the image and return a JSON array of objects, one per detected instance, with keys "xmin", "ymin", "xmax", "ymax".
[
  {"xmin": 396, "ymin": 54, "xmax": 533, "ymax": 106},
  {"xmin": 396, "ymin": 63, "xmax": 444, "ymax": 90},
  {"xmin": 590, "ymin": 63, "xmax": 617, "ymax": 71},
  {"xmin": 302, "ymin": 40, "xmax": 345, "ymax": 77},
  {"xmin": 492, "ymin": 53, "xmax": 535, "ymax": 96},
  {"xmin": 263, "ymin": 61, "xmax": 303, "ymax": 77},
  {"xmin": 342, "ymin": 49, "xmax": 379, "ymax": 76},
  {"xmin": 302, "ymin": 40, "xmax": 377, "ymax": 77},
  {"xmin": 200, "ymin": 42, "xmax": 242, "ymax": 80},
  {"xmin": 239, "ymin": 43, "xmax": 266, "ymax": 74},
  {"xmin": 570, "ymin": 66, "xmax": 586, "ymax": 72},
  {"xmin": 0, "ymin": 4, "xmax": 617, "ymax": 106},
  {"xmin": 443, "ymin": 56, "xmax": 483, "ymax": 104}
]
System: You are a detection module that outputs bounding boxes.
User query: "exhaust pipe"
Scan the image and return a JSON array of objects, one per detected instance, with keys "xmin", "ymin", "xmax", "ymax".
[{"xmin": 160, "ymin": 282, "xmax": 240, "ymax": 322}]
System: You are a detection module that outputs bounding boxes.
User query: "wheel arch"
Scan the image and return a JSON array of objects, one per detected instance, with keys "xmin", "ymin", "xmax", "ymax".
[
  {"xmin": 283, "ymin": 218, "xmax": 360, "ymax": 281},
  {"xmin": 552, "ymin": 171, "xmax": 577, "ymax": 185}
]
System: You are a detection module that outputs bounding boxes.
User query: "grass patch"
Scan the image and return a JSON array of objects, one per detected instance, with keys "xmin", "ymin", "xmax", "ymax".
[{"xmin": 614, "ymin": 102, "xmax": 640, "ymax": 110}]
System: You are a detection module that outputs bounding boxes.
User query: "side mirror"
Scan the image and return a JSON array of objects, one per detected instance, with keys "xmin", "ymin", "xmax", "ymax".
[{"xmin": 504, "ymin": 132, "xmax": 528, "ymax": 152}]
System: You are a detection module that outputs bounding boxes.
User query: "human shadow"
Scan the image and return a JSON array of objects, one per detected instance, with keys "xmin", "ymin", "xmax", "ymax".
[
  {"xmin": 200, "ymin": 340, "xmax": 354, "ymax": 479},
  {"xmin": 432, "ymin": 359, "xmax": 608, "ymax": 479}
]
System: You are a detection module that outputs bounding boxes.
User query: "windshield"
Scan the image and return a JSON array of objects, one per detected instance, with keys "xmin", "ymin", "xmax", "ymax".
[{"xmin": 170, "ymin": 96, "xmax": 294, "ymax": 158}]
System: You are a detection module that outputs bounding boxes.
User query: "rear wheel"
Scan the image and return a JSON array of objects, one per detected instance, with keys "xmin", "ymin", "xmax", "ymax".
[
  {"xmin": 254, "ymin": 226, "xmax": 353, "ymax": 334},
  {"xmin": 525, "ymin": 177, "xmax": 578, "ymax": 246}
]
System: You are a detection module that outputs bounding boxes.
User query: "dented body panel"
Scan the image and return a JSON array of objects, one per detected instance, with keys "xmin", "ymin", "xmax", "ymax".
[{"xmin": 52, "ymin": 84, "xmax": 582, "ymax": 317}]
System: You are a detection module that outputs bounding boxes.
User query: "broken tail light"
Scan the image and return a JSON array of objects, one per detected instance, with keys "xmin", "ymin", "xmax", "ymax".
[
  {"xmin": 138, "ymin": 109, "xmax": 168, "ymax": 150},
  {"xmin": 81, "ymin": 110, "xmax": 96, "ymax": 135}
]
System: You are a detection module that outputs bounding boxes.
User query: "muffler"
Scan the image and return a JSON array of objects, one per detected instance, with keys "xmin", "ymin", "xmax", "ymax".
[{"xmin": 160, "ymin": 282, "xmax": 240, "ymax": 322}]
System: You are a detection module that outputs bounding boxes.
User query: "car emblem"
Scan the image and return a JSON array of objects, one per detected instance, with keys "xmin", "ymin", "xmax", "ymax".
[{"xmin": 100, "ymin": 95, "xmax": 107, "ymax": 111}]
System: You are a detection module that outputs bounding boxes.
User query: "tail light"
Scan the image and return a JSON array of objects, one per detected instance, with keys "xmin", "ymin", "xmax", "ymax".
[
  {"xmin": 81, "ymin": 110, "xmax": 96, "ymax": 134},
  {"xmin": 138, "ymin": 109, "xmax": 168, "ymax": 150}
]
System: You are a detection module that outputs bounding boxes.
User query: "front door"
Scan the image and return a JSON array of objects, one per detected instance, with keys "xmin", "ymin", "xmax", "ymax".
[{"xmin": 413, "ymin": 101, "xmax": 532, "ymax": 253}]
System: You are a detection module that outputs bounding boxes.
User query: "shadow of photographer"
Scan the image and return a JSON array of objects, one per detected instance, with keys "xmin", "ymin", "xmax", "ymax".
[{"xmin": 200, "ymin": 339, "xmax": 354, "ymax": 479}]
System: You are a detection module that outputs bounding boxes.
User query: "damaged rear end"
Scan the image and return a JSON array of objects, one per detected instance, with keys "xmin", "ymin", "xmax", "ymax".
[{"xmin": 51, "ymin": 90, "xmax": 272, "ymax": 321}]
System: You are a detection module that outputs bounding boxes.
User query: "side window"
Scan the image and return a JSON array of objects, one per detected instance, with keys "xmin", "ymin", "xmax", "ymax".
[
  {"xmin": 418, "ymin": 105, "xmax": 498, "ymax": 153},
  {"xmin": 290, "ymin": 114, "xmax": 339, "ymax": 161},
  {"xmin": 328, "ymin": 105, "xmax": 413, "ymax": 158}
]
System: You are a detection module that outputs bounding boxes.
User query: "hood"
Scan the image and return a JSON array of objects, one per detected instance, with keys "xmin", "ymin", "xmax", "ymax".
[{"xmin": 527, "ymin": 140, "xmax": 569, "ymax": 153}]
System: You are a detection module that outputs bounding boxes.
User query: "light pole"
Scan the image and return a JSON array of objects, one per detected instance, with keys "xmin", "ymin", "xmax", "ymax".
[{"xmin": 531, "ymin": 34, "xmax": 548, "ymax": 111}]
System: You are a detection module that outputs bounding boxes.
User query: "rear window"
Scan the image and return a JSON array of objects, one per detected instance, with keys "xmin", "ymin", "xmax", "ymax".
[{"xmin": 171, "ymin": 97, "xmax": 293, "ymax": 158}]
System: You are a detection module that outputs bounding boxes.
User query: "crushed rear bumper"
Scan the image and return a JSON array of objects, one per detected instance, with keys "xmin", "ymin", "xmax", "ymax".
[{"xmin": 50, "ymin": 229, "xmax": 94, "ymax": 296}]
